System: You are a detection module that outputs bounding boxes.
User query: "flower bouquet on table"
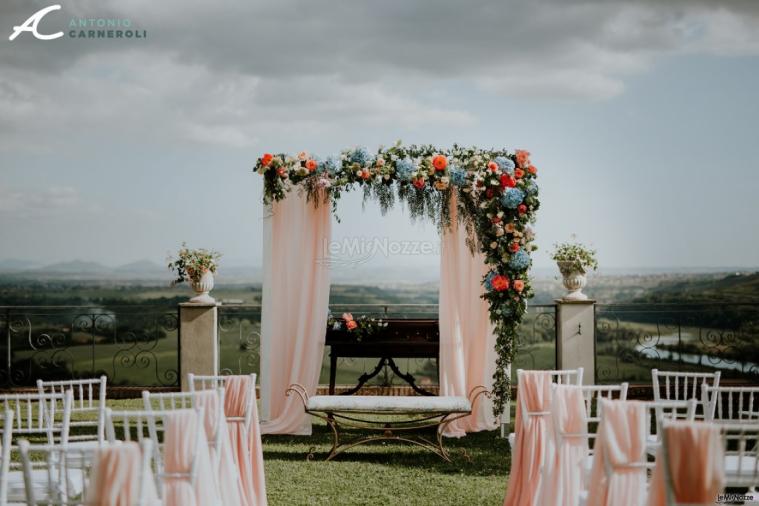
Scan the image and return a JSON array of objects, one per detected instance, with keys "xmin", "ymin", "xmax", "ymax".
[{"xmin": 326, "ymin": 312, "xmax": 388, "ymax": 342}]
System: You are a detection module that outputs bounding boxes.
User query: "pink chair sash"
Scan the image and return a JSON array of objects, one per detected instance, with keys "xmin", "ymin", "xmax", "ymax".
[
  {"xmin": 163, "ymin": 409, "xmax": 221, "ymax": 506},
  {"xmin": 586, "ymin": 400, "xmax": 647, "ymax": 506},
  {"xmin": 647, "ymin": 421, "xmax": 725, "ymax": 506},
  {"xmin": 225, "ymin": 375, "xmax": 268, "ymax": 506},
  {"xmin": 86, "ymin": 442, "xmax": 159, "ymax": 506},
  {"xmin": 194, "ymin": 389, "xmax": 246, "ymax": 506},
  {"xmin": 503, "ymin": 371, "xmax": 553, "ymax": 506},
  {"xmin": 537, "ymin": 385, "xmax": 589, "ymax": 506}
]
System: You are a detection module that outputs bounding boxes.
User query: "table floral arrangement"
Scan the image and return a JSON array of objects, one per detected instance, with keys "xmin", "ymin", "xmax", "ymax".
[{"xmin": 327, "ymin": 313, "xmax": 388, "ymax": 342}]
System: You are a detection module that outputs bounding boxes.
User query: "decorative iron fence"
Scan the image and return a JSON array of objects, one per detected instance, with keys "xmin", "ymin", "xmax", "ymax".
[
  {"xmin": 0, "ymin": 306, "xmax": 179, "ymax": 388},
  {"xmin": 595, "ymin": 303, "xmax": 759, "ymax": 384},
  {"xmin": 216, "ymin": 303, "xmax": 557, "ymax": 386}
]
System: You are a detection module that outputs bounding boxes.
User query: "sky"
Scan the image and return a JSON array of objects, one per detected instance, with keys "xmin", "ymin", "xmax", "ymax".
[{"xmin": 1, "ymin": 0, "xmax": 759, "ymax": 276}]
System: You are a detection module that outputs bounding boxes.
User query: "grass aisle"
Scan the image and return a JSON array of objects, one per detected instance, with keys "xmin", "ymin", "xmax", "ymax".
[{"xmin": 263, "ymin": 422, "xmax": 510, "ymax": 505}]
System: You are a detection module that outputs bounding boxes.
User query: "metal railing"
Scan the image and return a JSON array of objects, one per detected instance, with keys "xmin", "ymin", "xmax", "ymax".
[
  {"xmin": 0, "ymin": 305, "xmax": 179, "ymax": 388},
  {"xmin": 595, "ymin": 303, "xmax": 759, "ymax": 384},
  {"xmin": 216, "ymin": 303, "xmax": 558, "ymax": 386}
]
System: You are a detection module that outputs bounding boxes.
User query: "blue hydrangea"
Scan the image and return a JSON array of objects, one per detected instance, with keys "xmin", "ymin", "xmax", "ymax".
[
  {"xmin": 350, "ymin": 147, "xmax": 372, "ymax": 166},
  {"xmin": 500, "ymin": 188, "xmax": 525, "ymax": 209},
  {"xmin": 509, "ymin": 249, "xmax": 531, "ymax": 271},
  {"xmin": 484, "ymin": 271, "xmax": 497, "ymax": 291},
  {"xmin": 319, "ymin": 155, "xmax": 341, "ymax": 175},
  {"xmin": 494, "ymin": 156, "xmax": 515, "ymax": 174},
  {"xmin": 449, "ymin": 165, "xmax": 467, "ymax": 187},
  {"xmin": 395, "ymin": 158, "xmax": 415, "ymax": 180},
  {"xmin": 526, "ymin": 180, "xmax": 538, "ymax": 196}
]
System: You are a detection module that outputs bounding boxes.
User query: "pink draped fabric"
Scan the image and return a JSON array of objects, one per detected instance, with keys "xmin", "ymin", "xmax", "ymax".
[
  {"xmin": 503, "ymin": 371, "xmax": 554, "ymax": 506},
  {"xmin": 225, "ymin": 375, "xmax": 268, "ymax": 506},
  {"xmin": 163, "ymin": 409, "xmax": 221, "ymax": 506},
  {"xmin": 194, "ymin": 389, "xmax": 246, "ymax": 506},
  {"xmin": 85, "ymin": 442, "xmax": 160, "ymax": 506},
  {"xmin": 261, "ymin": 190, "xmax": 331, "ymax": 435},
  {"xmin": 439, "ymin": 193, "xmax": 498, "ymax": 437},
  {"xmin": 647, "ymin": 421, "xmax": 725, "ymax": 506},
  {"xmin": 537, "ymin": 385, "xmax": 589, "ymax": 506},
  {"xmin": 586, "ymin": 400, "xmax": 648, "ymax": 506}
]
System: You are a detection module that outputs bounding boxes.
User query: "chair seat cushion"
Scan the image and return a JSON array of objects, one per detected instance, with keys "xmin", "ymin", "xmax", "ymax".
[{"xmin": 306, "ymin": 395, "xmax": 471, "ymax": 413}]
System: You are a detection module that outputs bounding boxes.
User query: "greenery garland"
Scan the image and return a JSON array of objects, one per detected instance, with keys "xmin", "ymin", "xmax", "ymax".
[{"xmin": 253, "ymin": 142, "xmax": 540, "ymax": 416}]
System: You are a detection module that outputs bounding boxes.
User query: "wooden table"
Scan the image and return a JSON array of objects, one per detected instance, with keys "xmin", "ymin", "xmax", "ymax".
[{"xmin": 325, "ymin": 318, "xmax": 439, "ymax": 396}]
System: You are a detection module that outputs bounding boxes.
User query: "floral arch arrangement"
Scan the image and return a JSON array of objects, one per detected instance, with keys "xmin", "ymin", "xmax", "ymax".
[{"xmin": 254, "ymin": 142, "xmax": 540, "ymax": 414}]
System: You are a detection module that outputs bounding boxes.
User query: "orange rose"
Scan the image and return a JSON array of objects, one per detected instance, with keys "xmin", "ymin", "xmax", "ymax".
[
  {"xmin": 346, "ymin": 320, "xmax": 358, "ymax": 330},
  {"xmin": 515, "ymin": 168, "xmax": 525, "ymax": 179},
  {"xmin": 515, "ymin": 150, "xmax": 530, "ymax": 169},
  {"xmin": 528, "ymin": 165, "xmax": 537, "ymax": 175},
  {"xmin": 514, "ymin": 279, "xmax": 525, "ymax": 292},
  {"xmin": 509, "ymin": 242, "xmax": 520, "ymax": 253},
  {"xmin": 306, "ymin": 159, "xmax": 318, "ymax": 171},
  {"xmin": 487, "ymin": 161, "xmax": 499, "ymax": 172},
  {"xmin": 261, "ymin": 153, "xmax": 273, "ymax": 166},
  {"xmin": 491, "ymin": 275, "xmax": 510, "ymax": 292},
  {"xmin": 360, "ymin": 169, "xmax": 372, "ymax": 180},
  {"xmin": 432, "ymin": 155, "xmax": 448, "ymax": 171}
]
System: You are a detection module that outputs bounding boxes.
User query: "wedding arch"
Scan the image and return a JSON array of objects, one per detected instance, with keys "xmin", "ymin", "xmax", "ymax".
[{"xmin": 254, "ymin": 142, "xmax": 540, "ymax": 434}]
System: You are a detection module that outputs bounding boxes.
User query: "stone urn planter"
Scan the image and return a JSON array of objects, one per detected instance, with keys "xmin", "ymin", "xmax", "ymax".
[
  {"xmin": 189, "ymin": 270, "xmax": 216, "ymax": 304},
  {"xmin": 557, "ymin": 261, "xmax": 588, "ymax": 301}
]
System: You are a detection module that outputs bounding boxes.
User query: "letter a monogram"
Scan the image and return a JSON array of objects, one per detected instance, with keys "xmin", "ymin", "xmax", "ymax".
[{"xmin": 9, "ymin": 4, "xmax": 64, "ymax": 41}]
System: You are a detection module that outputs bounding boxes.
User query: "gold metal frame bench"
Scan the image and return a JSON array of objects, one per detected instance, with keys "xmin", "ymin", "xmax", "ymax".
[{"xmin": 286, "ymin": 384, "xmax": 490, "ymax": 462}]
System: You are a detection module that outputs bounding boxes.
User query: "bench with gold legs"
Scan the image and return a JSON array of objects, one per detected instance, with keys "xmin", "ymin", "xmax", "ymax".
[{"xmin": 286, "ymin": 384, "xmax": 490, "ymax": 462}]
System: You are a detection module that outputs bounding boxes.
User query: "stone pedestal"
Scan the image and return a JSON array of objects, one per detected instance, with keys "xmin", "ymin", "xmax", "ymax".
[
  {"xmin": 556, "ymin": 299, "xmax": 596, "ymax": 384},
  {"xmin": 179, "ymin": 302, "xmax": 219, "ymax": 391}
]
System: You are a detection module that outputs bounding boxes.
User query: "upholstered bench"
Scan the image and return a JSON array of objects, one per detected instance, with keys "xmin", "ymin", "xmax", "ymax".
[{"xmin": 287, "ymin": 384, "xmax": 489, "ymax": 461}]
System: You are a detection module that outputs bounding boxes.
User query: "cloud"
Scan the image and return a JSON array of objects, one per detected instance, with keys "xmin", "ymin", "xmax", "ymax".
[
  {"xmin": 0, "ymin": 186, "xmax": 81, "ymax": 218},
  {"xmin": 1, "ymin": 0, "xmax": 759, "ymax": 150}
]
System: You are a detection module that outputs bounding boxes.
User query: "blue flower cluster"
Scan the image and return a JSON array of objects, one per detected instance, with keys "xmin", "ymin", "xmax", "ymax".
[
  {"xmin": 395, "ymin": 158, "xmax": 415, "ymax": 180},
  {"xmin": 494, "ymin": 156, "xmax": 515, "ymax": 174},
  {"xmin": 449, "ymin": 165, "xmax": 467, "ymax": 187},
  {"xmin": 500, "ymin": 188, "xmax": 525, "ymax": 209},
  {"xmin": 526, "ymin": 180, "xmax": 538, "ymax": 196},
  {"xmin": 319, "ymin": 155, "xmax": 341, "ymax": 175},
  {"xmin": 509, "ymin": 249, "xmax": 531, "ymax": 271},
  {"xmin": 484, "ymin": 271, "xmax": 497, "ymax": 291},
  {"xmin": 349, "ymin": 147, "xmax": 372, "ymax": 166}
]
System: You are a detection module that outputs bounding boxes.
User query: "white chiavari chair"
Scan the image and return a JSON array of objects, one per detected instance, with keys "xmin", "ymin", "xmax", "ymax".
[
  {"xmin": 644, "ymin": 399, "xmax": 698, "ymax": 456},
  {"xmin": 702, "ymin": 385, "xmax": 759, "ymax": 424},
  {"xmin": 508, "ymin": 368, "xmax": 584, "ymax": 450},
  {"xmin": 142, "ymin": 389, "xmax": 226, "ymax": 474},
  {"xmin": 576, "ymin": 383, "xmax": 628, "ymax": 477},
  {"xmin": 17, "ymin": 439, "xmax": 98, "ymax": 505},
  {"xmin": 652, "ymin": 369, "xmax": 720, "ymax": 420},
  {"xmin": 717, "ymin": 422, "xmax": 759, "ymax": 490},
  {"xmin": 37, "ymin": 376, "xmax": 107, "ymax": 444},
  {"xmin": 105, "ymin": 406, "xmax": 206, "ymax": 500},
  {"xmin": 188, "ymin": 373, "xmax": 258, "ymax": 433},
  {"xmin": 0, "ymin": 409, "xmax": 13, "ymax": 506}
]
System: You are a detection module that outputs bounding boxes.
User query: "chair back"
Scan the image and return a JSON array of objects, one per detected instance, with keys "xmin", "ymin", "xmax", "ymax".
[
  {"xmin": 644, "ymin": 399, "xmax": 698, "ymax": 452},
  {"xmin": 37, "ymin": 376, "xmax": 107, "ymax": 442},
  {"xmin": 516, "ymin": 368, "xmax": 583, "ymax": 421},
  {"xmin": 106, "ymin": 407, "xmax": 205, "ymax": 499},
  {"xmin": 17, "ymin": 438, "xmax": 98, "ymax": 505},
  {"xmin": 702, "ymin": 385, "xmax": 759, "ymax": 424},
  {"xmin": 580, "ymin": 383, "xmax": 628, "ymax": 452},
  {"xmin": 188, "ymin": 373, "xmax": 257, "ymax": 427},
  {"xmin": 0, "ymin": 391, "xmax": 72, "ymax": 471},
  {"xmin": 0, "ymin": 409, "xmax": 13, "ymax": 506},
  {"xmin": 718, "ymin": 422, "xmax": 759, "ymax": 489},
  {"xmin": 652, "ymin": 369, "xmax": 720, "ymax": 419}
]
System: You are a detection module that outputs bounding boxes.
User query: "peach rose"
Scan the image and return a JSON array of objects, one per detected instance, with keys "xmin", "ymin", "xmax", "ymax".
[
  {"xmin": 515, "ymin": 150, "xmax": 530, "ymax": 169},
  {"xmin": 297, "ymin": 151, "xmax": 308, "ymax": 161},
  {"xmin": 514, "ymin": 279, "xmax": 525, "ymax": 292},
  {"xmin": 346, "ymin": 320, "xmax": 358, "ymax": 330}
]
